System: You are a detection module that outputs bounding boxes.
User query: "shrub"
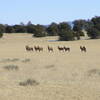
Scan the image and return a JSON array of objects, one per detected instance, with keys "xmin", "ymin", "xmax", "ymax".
[
  {"xmin": 59, "ymin": 31, "xmax": 74, "ymax": 41},
  {"xmin": 22, "ymin": 59, "xmax": 30, "ymax": 63},
  {"xmin": 19, "ymin": 79, "xmax": 39, "ymax": 86},
  {"xmin": 3, "ymin": 65, "xmax": 19, "ymax": 71}
]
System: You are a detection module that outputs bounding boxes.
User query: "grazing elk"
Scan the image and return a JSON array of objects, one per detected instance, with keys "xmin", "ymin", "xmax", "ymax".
[
  {"xmin": 25, "ymin": 45, "xmax": 33, "ymax": 51},
  {"xmin": 48, "ymin": 46, "xmax": 53, "ymax": 52},
  {"xmin": 58, "ymin": 46, "xmax": 64, "ymax": 52},
  {"xmin": 34, "ymin": 46, "xmax": 43, "ymax": 52},
  {"xmin": 64, "ymin": 46, "xmax": 70, "ymax": 52},
  {"xmin": 80, "ymin": 46, "xmax": 87, "ymax": 52}
]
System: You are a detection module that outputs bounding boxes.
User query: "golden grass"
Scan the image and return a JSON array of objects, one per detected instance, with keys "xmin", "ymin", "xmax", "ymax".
[{"xmin": 0, "ymin": 33, "xmax": 100, "ymax": 100}]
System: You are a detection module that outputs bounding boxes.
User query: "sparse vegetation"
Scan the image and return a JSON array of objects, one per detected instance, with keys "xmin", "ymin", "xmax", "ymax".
[
  {"xmin": 21, "ymin": 59, "xmax": 30, "ymax": 63},
  {"xmin": 45, "ymin": 65, "xmax": 55, "ymax": 69},
  {"xmin": 3, "ymin": 65, "xmax": 19, "ymax": 71},
  {"xmin": 0, "ymin": 58, "xmax": 20, "ymax": 63},
  {"xmin": 0, "ymin": 58, "xmax": 31, "ymax": 63},
  {"xmin": 19, "ymin": 79, "xmax": 39, "ymax": 86},
  {"xmin": 87, "ymin": 69, "xmax": 100, "ymax": 77}
]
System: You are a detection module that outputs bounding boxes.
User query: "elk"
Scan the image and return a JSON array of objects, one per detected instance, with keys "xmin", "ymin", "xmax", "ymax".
[
  {"xmin": 64, "ymin": 46, "xmax": 70, "ymax": 52},
  {"xmin": 80, "ymin": 46, "xmax": 87, "ymax": 52},
  {"xmin": 48, "ymin": 46, "xmax": 53, "ymax": 52},
  {"xmin": 58, "ymin": 46, "xmax": 64, "ymax": 52},
  {"xmin": 34, "ymin": 46, "xmax": 43, "ymax": 52},
  {"xmin": 25, "ymin": 45, "xmax": 33, "ymax": 51}
]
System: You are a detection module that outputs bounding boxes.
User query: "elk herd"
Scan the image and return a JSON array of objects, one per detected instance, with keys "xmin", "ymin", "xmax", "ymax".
[{"xmin": 25, "ymin": 45, "xmax": 87, "ymax": 52}]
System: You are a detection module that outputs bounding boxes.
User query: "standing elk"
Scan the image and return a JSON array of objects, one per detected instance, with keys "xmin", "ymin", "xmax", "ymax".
[
  {"xmin": 48, "ymin": 46, "xmax": 53, "ymax": 52},
  {"xmin": 34, "ymin": 46, "xmax": 43, "ymax": 52},
  {"xmin": 25, "ymin": 45, "xmax": 33, "ymax": 51},
  {"xmin": 80, "ymin": 46, "xmax": 87, "ymax": 52},
  {"xmin": 64, "ymin": 46, "xmax": 70, "ymax": 52},
  {"xmin": 58, "ymin": 46, "xmax": 64, "ymax": 52}
]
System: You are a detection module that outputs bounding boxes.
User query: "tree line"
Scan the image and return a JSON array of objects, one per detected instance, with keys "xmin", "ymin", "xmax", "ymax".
[{"xmin": 0, "ymin": 16, "xmax": 100, "ymax": 41}]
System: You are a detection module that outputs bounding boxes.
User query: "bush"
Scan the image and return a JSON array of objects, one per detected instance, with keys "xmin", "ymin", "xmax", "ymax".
[
  {"xmin": 58, "ymin": 22, "xmax": 74, "ymax": 41},
  {"xmin": 59, "ymin": 31, "xmax": 74, "ymax": 41},
  {"xmin": 19, "ymin": 79, "xmax": 39, "ymax": 86},
  {"xmin": 3, "ymin": 65, "xmax": 19, "ymax": 71},
  {"xmin": 21, "ymin": 58, "xmax": 30, "ymax": 63}
]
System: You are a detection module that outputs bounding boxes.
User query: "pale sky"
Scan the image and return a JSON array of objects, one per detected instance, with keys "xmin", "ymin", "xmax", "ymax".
[{"xmin": 0, "ymin": 0, "xmax": 100, "ymax": 25}]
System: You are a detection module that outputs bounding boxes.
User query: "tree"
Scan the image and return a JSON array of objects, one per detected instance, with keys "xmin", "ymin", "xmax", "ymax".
[
  {"xmin": 0, "ymin": 24, "xmax": 5, "ymax": 38},
  {"xmin": 26, "ymin": 24, "xmax": 36, "ymax": 33},
  {"xmin": 13, "ymin": 25, "xmax": 26, "ymax": 33},
  {"xmin": 5, "ymin": 25, "xmax": 15, "ymax": 33},
  {"xmin": 87, "ymin": 16, "xmax": 100, "ymax": 39},
  {"xmin": 46, "ymin": 22, "xmax": 58, "ymax": 36},
  {"xmin": 91, "ymin": 16, "xmax": 100, "ymax": 30},
  {"xmin": 59, "ymin": 30, "xmax": 74, "ymax": 41},
  {"xmin": 58, "ymin": 22, "xmax": 74, "ymax": 41},
  {"xmin": 73, "ymin": 20, "xmax": 87, "ymax": 40},
  {"xmin": 87, "ymin": 27, "xmax": 100, "ymax": 39},
  {"xmin": 0, "ymin": 24, "xmax": 5, "ymax": 33},
  {"xmin": 0, "ymin": 33, "xmax": 3, "ymax": 38},
  {"xmin": 33, "ymin": 24, "xmax": 47, "ymax": 37}
]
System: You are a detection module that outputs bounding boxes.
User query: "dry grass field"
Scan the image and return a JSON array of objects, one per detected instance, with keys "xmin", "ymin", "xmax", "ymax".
[{"xmin": 0, "ymin": 33, "xmax": 100, "ymax": 100}]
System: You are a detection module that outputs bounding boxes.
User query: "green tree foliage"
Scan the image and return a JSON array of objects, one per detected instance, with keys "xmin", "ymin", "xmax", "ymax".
[
  {"xmin": 0, "ymin": 16, "xmax": 100, "ymax": 40},
  {"xmin": 91, "ymin": 16, "xmax": 100, "ymax": 30},
  {"xmin": 87, "ymin": 27, "xmax": 100, "ymax": 39},
  {"xmin": 0, "ymin": 24, "xmax": 5, "ymax": 38},
  {"xmin": 33, "ymin": 24, "xmax": 47, "ymax": 37},
  {"xmin": 0, "ymin": 33, "xmax": 3, "ymax": 38},
  {"xmin": 58, "ymin": 22, "xmax": 74, "ymax": 41},
  {"xmin": 46, "ymin": 23, "xmax": 58, "ymax": 36},
  {"xmin": 13, "ymin": 25, "xmax": 27, "ymax": 33},
  {"xmin": 26, "ymin": 24, "xmax": 36, "ymax": 33},
  {"xmin": 26, "ymin": 21, "xmax": 36, "ymax": 33},
  {"xmin": 5, "ymin": 25, "xmax": 15, "ymax": 33},
  {"xmin": 73, "ymin": 20, "xmax": 87, "ymax": 40},
  {"xmin": 87, "ymin": 16, "xmax": 100, "ymax": 39},
  {"xmin": 0, "ymin": 24, "xmax": 5, "ymax": 33}
]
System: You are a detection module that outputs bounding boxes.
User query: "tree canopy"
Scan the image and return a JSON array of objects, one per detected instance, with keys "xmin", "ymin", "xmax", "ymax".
[
  {"xmin": 0, "ymin": 16, "xmax": 100, "ymax": 40},
  {"xmin": 87, "ymin": 16, "xmax": 100, "ymax": 39}
]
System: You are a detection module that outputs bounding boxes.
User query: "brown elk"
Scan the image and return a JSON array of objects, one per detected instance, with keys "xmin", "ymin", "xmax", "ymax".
[
  {"xmin": 48, "ymin": 46, "xmax": 53, "ymax": 52},
  {"xmin": 25, "ymin": 45, "xmax": 33, "ymax": 51},
  {"xmin": 58, "ymin": 46, "xmax": 64, "ymax": 52},
  {"xmin": 34, "ymin": 46, "xmax": 43, "ymax": 52},
  {"xmin": 80, "ymin": 46, "xmax": 87, "ymax": 52},
  {"xmin": 64, "ymin": 46, "xmax": 70, "ymax": 52}
]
